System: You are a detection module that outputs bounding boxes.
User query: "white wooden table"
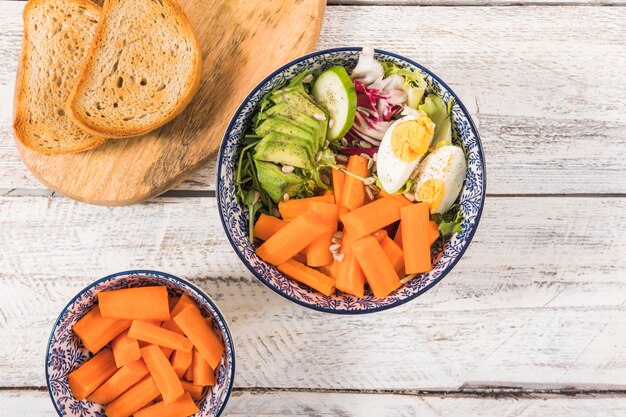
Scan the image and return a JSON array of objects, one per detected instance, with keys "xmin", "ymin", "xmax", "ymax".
[{"xmin": 1, "ymin": 0, "xmax": 626, "ymax": 416}]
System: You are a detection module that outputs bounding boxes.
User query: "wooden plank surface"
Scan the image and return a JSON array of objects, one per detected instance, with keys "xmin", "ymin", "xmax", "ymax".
[
  {"xmin": 2, "ymin": 3, "xmax": 626, "ymax": 194},
  {"xmin": 2, "ymin": 389, "xmax": 626, "ymax": 417},
  {"xmin": 0, "ymin": 196, "xmax": 624, "ymax": 389}
]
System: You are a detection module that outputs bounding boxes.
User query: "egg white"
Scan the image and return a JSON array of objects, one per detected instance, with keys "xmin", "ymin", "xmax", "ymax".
[
  {"xmin": 414, "ymin": 145, "xmax": 467, "ymax": 214},
  {"xmin": 376, "ymin": 115, "xmax": 423, "ymax": 194}
]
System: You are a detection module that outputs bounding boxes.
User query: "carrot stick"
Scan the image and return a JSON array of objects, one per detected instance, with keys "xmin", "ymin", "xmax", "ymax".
[
  {"xmin": 253, "ymin": 214, "xmax": 288, "ymax": 241},
  {"xmin": 160, "ymin": 294, "xmax": 196, "ymax": 336},
  {"xmin": 68, "ymin": 347, "xmax": 118, "ymax": 400},
  {"xmin": 276, "ymin": 258, "xmax": 336, "ymax": 296},
  {"xmin": 256, "ymin": 211, "xmax": 331, "ymax": 266},
  {"xmin": 318, "ymin": 259, "xmax": 341, "ymax": 280},
  {"xmin": 192, "ymin": 348, "xmax": 216, "ymax": 386},
  {"xmin": 87, "ymin": 359, "xmax": 149, "ymax": 404},
  {"xmin": 161, "ymin": 347, "xmax": 174, "ymax": 359},
  {"xmin": 335, "ymin": 231, "xmax": 365, "ymax": 298},
  {"xmin": 373, "ymin": 229, "xmax": 388, "ymax": 243},
  {"xmin": 134, "ymin": 392, "xmax": 199, "ymax": 417},
  {"xmin": 401, "ymin": 203, "xmax": 432, "ymax": 274},
  {"xmin": 184, "ymin": 363, "xmax": 193, "ymax": 381},
  {"xmin": 180, "ymin": 381, "xmax": 204, "ymax": 401},
  {"xmin": 104, "ymin": 375, "xmax": 160, "ymax": 417},
  {"xmin": 339, "ymin": 155, "xmax": 368, "ymax": 212},
  {"xmin": 173, "ymin": 304, "xmax": 224, "ymax": 369},
  {"xmin": 332, "ymin": 165, "xmax": 346, "ymax": 216},
  {"xmin": 380, "ymin": 236, "xmax": 405, "ymax": 276},
  {"xmin": 128, "ymin": 321, "xmax": 193, "ymax": 352},
  {"xmin": 305, "ymin": 202, "xmax": 338, "ymax": 267},
  {"xmin": 377, "ymin": 189, "xmax": 414, "ymax": 206},
  {"xmin": 352, "ymin": 235, "xmax": 402, "ymax": 298},
  {"xmin": 73, "ymin": 305, "xmax": 131, "ymax": 353},
  {"xmin": 168, "ymin": 297, "xmax": 180, "ymax": 311},
  {"xmin": 340, "ymin": 196, "xmax": 406, "ymax": 240},
  {"xmin": 98, "ymin": 287, "xmax": 170, "ymax": 321},
  {"xmin": 140, "ymin": 345, "xmax": 185, "ymax": 404},
  {"xmin": 110, "ymin": 330, "xmax": 141, "ymax": 368},
  {"xmin": 170, "ymin": 349, "xmax": 193, "ymax": 378},
  {"xmin": 278, "ymin": 194, "xmax": 335, "ymax": 221}
]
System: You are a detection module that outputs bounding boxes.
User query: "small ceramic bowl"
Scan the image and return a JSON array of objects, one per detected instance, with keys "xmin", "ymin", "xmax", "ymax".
[
  {"xmin": 45, "ymin": 270, "xmax": 235, "ymax": 417},
  {"xmin": 217, "ymin": 47, "xmax": 486, "ymax": 314}
]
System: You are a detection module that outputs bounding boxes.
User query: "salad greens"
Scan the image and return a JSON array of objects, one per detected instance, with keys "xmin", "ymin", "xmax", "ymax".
[
  {"xmin": 381, "ymin": 61, "xmax": 426, "ymax": 108},
  {"xmin": 431, "ymin": 205, "xmax": 464, "ymax": 237}
]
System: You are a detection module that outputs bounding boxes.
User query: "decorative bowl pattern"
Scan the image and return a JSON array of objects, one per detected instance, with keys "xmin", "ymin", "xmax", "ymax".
[
  {"xmin": 45, "ymin": 270, "xmax": 235, "ymax": 417},
  {"xmin": 217, "ymin": 47, "xmax": 486, "ymax": 314}
]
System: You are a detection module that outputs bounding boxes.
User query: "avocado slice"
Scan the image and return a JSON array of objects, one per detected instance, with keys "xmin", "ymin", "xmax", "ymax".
[
  {"xmin": 255, "ymin": 160, "xmax": 307, "ymax": 203},
  {"xmin": 265, "ymin": 103, "xmax": 325, "ymax": 151},
  {"xmin": 255, "ymin": 116, "xmax": 317, "ymax": 151},
  {"xmin": 254, "ymin": 132, "xmax": 312, "ymax": 170},
  {"xmin": 271, "ymin": 90, "xmax": 329, "ymax": 119}
]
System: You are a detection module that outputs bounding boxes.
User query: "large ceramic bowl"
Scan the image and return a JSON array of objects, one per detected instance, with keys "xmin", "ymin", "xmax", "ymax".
[
  {"xmin": 217, "ymin": 47, "xmax": 486, "ymax": 314},
  {"xmin": 45, "ymin": 270, "xmax": 235, "ymax": 417}
]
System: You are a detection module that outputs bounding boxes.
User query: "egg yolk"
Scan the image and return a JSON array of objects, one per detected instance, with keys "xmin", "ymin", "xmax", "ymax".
[
  {"xmin": 417, "ymin": 179, "xmax": 446, "ymax": 212},
  {"xmin": 391, "ymin": 112, "xmax": 435, "ymax": 162}
]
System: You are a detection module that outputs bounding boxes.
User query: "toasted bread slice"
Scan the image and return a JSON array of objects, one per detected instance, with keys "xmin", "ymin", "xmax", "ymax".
[
  {"xmin": 13, "ymin": 0, "xmax": 107, "ymax": 154},
  {"xmin": 67, "ymin": 0, "xmax": 202, "ymax": 138}
]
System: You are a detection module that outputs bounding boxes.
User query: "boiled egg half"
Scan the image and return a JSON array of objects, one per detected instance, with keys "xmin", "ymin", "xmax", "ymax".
[
  {"xmin": 376, "ymin": 112, "xmax": 435, "ymax": 194},
  {"xmin": 413, "ymin": 145, "xmax": 467, "ymax": 214}
]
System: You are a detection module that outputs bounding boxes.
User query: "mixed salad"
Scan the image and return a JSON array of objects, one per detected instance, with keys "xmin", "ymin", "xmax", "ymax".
[{"xmin": 235, "ymin": 47, "xmax": 468, "ymax": 299}]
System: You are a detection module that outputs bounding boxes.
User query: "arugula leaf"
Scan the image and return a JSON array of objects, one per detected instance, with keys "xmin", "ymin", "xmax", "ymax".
[{"xmin": 431, "ymin": 205, "xmax": 464, "ymax": 237}]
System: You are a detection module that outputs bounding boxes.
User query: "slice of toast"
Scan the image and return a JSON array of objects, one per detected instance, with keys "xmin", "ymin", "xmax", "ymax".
[
  {"xmin": 13, "ymin": 0, "xmax": 107, "ymax": 154},
  {"xmin": 67, "ymin": 0, "xmax": 203, "ymax": 138}
]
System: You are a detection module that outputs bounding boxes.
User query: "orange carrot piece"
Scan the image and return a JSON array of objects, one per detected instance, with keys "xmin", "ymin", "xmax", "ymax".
[
  {"xmin": 256, "ymin": 211, "xmax": 331, "ymax": 266},
  {"xmin": 305, "ymin": 202, "xmax": 339, "ymax": 267},
  {"xmin": 340, "ymin": 196, "xmax": 406, "ymax": 240},
  {"xmin": 173, "ymin": 304, "xmax": 224, "ymax": 370},
  {"xmin": 380, "ymin": 236, "xmax": 405, "ymax": 276},
  {"xmin": 184, "ymin": 363, "xmax": 194, "ymax": 381},
  {"xmin": 87, "ymin": 359, "xmax": 149, "ymax": 404},
  {"xmin": 253, "ymin": 214, "xmax": 288, "ymax": 241},
  {"xmin": 335, "ymin": 231, "xmax": 365, "ymax": 298},
  {"xmin": 128, "ymin": 321, "xmax": 193, "ymax": 352},
  {"xmin": 180, "ymin": 381, "xmax": 204, "ymax": 401},
  {"xmin": 104, "ymin": 375, "xmax": 160, "ymax": 417},
  {"xmin": 377, "ymin": 190, "xmax": 414, "ymax": 205},
  {"xmin": 161, "ymin": 347, "xmax": 174, "ymax": 360},
  {"xmin": 278, "ymin": 194, "xmax": 335, "ymax": 221},
  {"xmin": 332, "ymin": 165, "xmax": 346, "ymax": 215},
  {"xmin": 276, "ymin": 258, "xmax": 336, "ymax": 296},
  {"xmin": 160, "ymin": 294, "xmax": 195, "ymax": 335},
  {"xmin": 68, "ymin": 347, "xmax": 118, "ymax": 400},
  {"xmin": 134, "ymin": 392, "xmax": 199, "ymax": 417},
  {"xmin": 192, "ymin": 348, "xmax": 216, "ymax": 386},
  {"xmin": 373, "ymin": 229, "xmax": 388, "ymax": 243},
  {"xmin": 339, "ymin": 155, "xmax": 368, "ymax": 212},
  {"xmin": 141, "ymin": 345, "xmax": 185, "ymax": 404},
  {"xmin": 161, "ymin": 319, "xmax": 185, "ymax": 336},
  {"xmin": 73, "ymin": 305, "xmax": 131, "ymax": 353},
  {"xmin": 352, "ymin": 235, "xmax": 402, "ymax": 298},
  {"xmin": 401, "ymin": 203, "xmax": 432, "ymax": 274},
  {"xmin": 111, "ymin": 330, "xmax": 141, "ymax": 368},
  {"xmin": 98, "ymin": 287, "xmax": 170, "ymax": 321},
  {"xmin": 318, "ymin": 259, "xmax": 341, "ymax": 280},
  {"xmin": 170, "ymin": 350, "xmax": 193, "ymax": 378}
]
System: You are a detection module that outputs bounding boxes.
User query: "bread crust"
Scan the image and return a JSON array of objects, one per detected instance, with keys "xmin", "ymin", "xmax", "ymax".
[
  {"xmin": 66, "ymin": 0, "xmax": 203, "ymax": 139},
  {"xmin": 13, "ymin": 0, "xmax": 107, "ymax": 155}
]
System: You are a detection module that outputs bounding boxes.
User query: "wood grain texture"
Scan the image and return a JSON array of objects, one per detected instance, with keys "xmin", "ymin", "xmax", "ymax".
[
  {"xmin": 2, "ymin": 3, "xmax": 626, "ymax": 194},
  {"xmin": 11, "ymin": 0, "xmax": 324, "ymax": 205},
  {"xmin": 0, "ymin": 196, "xmax": 624, "ymax": 388},
  {"xmin": 2, "ymin": 389, "xmax": 626, "ymax": 417}
]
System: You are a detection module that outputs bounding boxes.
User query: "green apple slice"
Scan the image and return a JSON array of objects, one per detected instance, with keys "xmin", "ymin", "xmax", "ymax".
[{"xmin": 311, "ymin": 66, "xmax": 357, "ymax": 140}]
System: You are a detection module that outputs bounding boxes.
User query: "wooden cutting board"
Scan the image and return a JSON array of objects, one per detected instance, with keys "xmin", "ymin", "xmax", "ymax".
[{"xmin": 16, "ymin": 0, "xmax": 326, "ymax": 205}]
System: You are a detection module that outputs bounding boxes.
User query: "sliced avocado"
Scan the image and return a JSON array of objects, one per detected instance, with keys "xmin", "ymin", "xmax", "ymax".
[
  {"xmin": 254, "ymin": 132, "xmax": 312, "ymax": 170},
  {"xmin": 265, "ymin": 104, "xmax": 324, "ymax": 150},
  {"xmin": 271, "ymin": 90, "xmax": 329, "ymax": 118},
  {"xmin": 255, "ymin": 160, "xmax": 307, "ymax": 203},
  {"xmin": 255, "ymin": 116, "xmax": 316, "ymax": 151}
]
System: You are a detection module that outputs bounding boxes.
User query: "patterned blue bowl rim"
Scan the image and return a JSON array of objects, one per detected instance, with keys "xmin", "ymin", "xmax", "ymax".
[
  {"xmin": 217, "ymin": 47, "xmax": 487, "ymax": 315},
  {"xmin": 44, "ymin": 269, "xmax": 236, "ymax": 417}
]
